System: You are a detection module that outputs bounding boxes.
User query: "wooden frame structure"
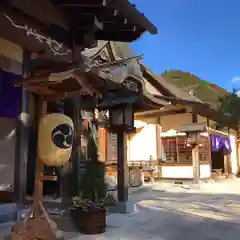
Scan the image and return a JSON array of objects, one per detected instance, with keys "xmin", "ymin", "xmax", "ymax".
[
  {"xmin": 0, "ymin": 0, "xmax": 162, "ymax": 231},
  {"xmin": 90, "ymin": 45, "xmax": 239, "ymax": 183}
]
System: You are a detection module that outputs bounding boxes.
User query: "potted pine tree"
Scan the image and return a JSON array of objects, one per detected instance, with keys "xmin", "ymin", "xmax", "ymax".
[{"xmin": 69, "ymin": 128, "xmax": 116, "ymax": 234}]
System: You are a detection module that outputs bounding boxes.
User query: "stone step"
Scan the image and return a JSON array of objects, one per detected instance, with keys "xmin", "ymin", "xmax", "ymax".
[
  {"xmin": 0, "ymin": 203, "xmax": 17, "ymax": 224},
  {"xmin": 0, "ymin": 221, "xmax": 14, "ymax": 238}
]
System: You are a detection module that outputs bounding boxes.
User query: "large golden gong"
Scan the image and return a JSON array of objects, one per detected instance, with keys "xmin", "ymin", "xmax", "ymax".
[{"xmin": 38, "ymin": 113, "xmax": 74, "ymax": 166}]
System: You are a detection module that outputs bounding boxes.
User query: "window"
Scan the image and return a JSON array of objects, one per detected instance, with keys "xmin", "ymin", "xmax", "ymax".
[
  {"xmin": 161, "ymin": 137, "xmax": 177, "ymax": 163},
  {"xmin": 178, "ymin": 137, "xmax": 192, "ymax": 163},
  {"xmin": 161, "ymin": 136, "xmax": 192, "ymax": 164},
  {"xmin": 199, "ymin": 136, "xmax": 209, "ymax": 163},
  {"xmin": 161, "ymin": 136, "xmax": 210, "ymax": 164},
  {"xmin": 107, "ymin": 132, "xmax": 118, "ymax": 164}
]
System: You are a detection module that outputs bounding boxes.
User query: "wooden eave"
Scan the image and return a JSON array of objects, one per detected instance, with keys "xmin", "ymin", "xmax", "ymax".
[
  {"xmin": 152, "ymin": 94, "xmax": 233, "ymax": 125},
  {"xmin": 140, "ymin": 64, "xmax": 202, "ymax": 102},
  {"xmin": 15, "ymin": 68, "xmax": 106, "ymax": 101},
  {"xmin": 1, "ymin": 0, "xmax": 157, "ymax": 64},
  {"xmin": 14, "ymin": 43, "xmax": 168, "ymax": 111},
  {"xmin": 134, "ymin": 104, "xmax": 190, "ymax": 118},
  {"xmin": 92, "ymin": 44, "xmax": 236, "ymax": 128},
  {"xmin": 140, "ymin": 64, "xmax": 175, "ymax": 97},
  {"xmin": 139, "ymin": 64, "xmax": 227, "ymax": 122},
  {"xmin": 87, "ymin": 42, "xmax": 168, "ymax": 109},
  {"xmin": 14, "ymin": 58, "xmax": 168, "ymax": 108}
]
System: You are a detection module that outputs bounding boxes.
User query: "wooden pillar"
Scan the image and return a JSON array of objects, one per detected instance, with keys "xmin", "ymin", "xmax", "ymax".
[
  {"xmin": 156, "ymin": 117, "xmax": 162, "ymax": 179},
  {"xmin": 33, "ymin": 99, "xmax": 47, "ymax": 218},
  {"xmin": 226, "ymin": 128, "xmax": 233, "ymax": 176},
  {"xmin": 236, "ymin": 127, "xmax": 240, "ymax": 174},
  {"xmin": 98, "ymin": 127, "xmax": 107, "ymax": 162},
  {"xmin": 228, "ymin": 154, "xmax": 233, "ymax": 175},
  {"xmin": 192, "ymin": 112, "xmax": 200, "ymax": 183},
  {"xmin": 155, "ymin": 117, "xmax": 161, "ymax": 164},
  {"xmin": 206, "ymin": 118, "xmax": 212, "ymax": 172},
  {"xmin": 71, "ymin": 97, "xmax": 82, "ymax": 197},
  {"xmin": 192, "ymin": 145, "xmax": 200, "ymax": 183},
  {"xmin": 117, "ymin": 132, "xmax": 128, "ymax": 202},
  {"xmin": 13, "ymin": 51, "xmax": 31, "ymax": 205}
]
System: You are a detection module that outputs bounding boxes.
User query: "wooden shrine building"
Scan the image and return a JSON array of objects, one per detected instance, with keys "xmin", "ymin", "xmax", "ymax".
[
  {"xmin": 0, "ymin": 0, "xmax": 158, "ymax": 210},
  {"xmin": 130, "ymin": 68, "xmax": 240, "ymax": 182},
  {"xmin": 88, "ymin": 45, "xmax": 240, "ymax": 184}
]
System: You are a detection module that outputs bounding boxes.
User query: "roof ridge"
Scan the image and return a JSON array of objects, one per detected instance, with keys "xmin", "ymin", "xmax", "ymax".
[{"xmin": 157, "ymin": 76, "xmax": 202, "ymax": 102}]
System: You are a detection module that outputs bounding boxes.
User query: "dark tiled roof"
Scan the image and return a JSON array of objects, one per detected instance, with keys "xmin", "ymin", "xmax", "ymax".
[
  {"xmin": 140, "ymin": 64, "xmax": 202, "ymax": 102},
  {"xmin": 157, "ymin": 76, "xmax": 202, "ymax": 102},
  {"xmin": 161, "ymin": 70, "xmax": 228, "ymax": 108}
]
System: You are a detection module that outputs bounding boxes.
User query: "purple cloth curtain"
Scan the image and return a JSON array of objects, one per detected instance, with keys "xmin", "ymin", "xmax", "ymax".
[
  {"xmin": 211, "ymin": 134, "xmax": 232, "ymax": 153},
  {"xmin": 0, "ymin": 70, "xmax": 22, "ymax": 118}
]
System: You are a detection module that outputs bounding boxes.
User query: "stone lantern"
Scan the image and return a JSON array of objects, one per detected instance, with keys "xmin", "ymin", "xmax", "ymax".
[{"xmin": 181, "ymin": 123, "xmax": 207, "ymax": 184}]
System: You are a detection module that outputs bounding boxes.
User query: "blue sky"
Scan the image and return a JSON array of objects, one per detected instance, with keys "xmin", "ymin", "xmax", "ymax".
[{"xmin": 130, "ymin": 0, "xmax": 240, "ymax": 90}]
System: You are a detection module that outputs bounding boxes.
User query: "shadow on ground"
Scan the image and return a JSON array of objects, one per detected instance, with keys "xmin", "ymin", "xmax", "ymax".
[
  {"xmin": 132, "ymin": 191, "xmax": 240, "ymax": 240},
  {"xmin": 3, "ymin": 191, "xmax": 240, "ymax": 239}
]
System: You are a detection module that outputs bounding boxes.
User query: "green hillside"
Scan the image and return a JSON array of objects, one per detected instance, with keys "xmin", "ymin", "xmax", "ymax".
[
  {"xmin": 112, "ymin": 42, "xmax": 135, "ymax": 58},
  {"xmin": 162, "ymin": 70, "xmax": 228, "ymax": 108}
]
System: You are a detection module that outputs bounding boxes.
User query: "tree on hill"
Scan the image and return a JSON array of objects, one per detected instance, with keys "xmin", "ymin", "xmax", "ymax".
[
  {"xmin": 216, "ymin": 88, "xmax": 240, "ymax": 129},
  {"xmin": 162, "ymin": 70, "xmax": 228, "ymax": 109},
  {"xmin": 111, "ymin": 42, "xmax": 135, "ymax": 58}
]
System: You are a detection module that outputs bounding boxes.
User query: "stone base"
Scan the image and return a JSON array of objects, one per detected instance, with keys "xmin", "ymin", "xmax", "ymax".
[
  {"xmin": 10, "ymin": 217, "xmax": 64, "ymax": 239},
  {"xmin": 189, "ymin": 183, "xmax": 201, "ymax": 190},
  {"xmin": 227, "ymin": 174, "xmax": 236, "ymax": 179},
  {"xmin": 0, "ymin": 203, "xmax": 17, "ymax": 224},
  {"xmin": 108, "ymin": 201, "xmax": 134, "ymax": 214}
]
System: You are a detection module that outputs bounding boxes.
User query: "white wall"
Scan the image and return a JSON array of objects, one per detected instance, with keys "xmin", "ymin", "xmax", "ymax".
[
  {"xmin": 161, "ymin": 113, "xmax": 192, "ymax": 132},
  {"xmin": 128, "ymin": 121, "xmax": 157, "ymax": 161},
  {"xmin": 230, "ymin": 135, "xmax": 238, "ymax": 174},
  {"xmin": 161, "ymin": 164, "xmax": 211, "ymax": 179},
  {"xmin": 0, "ymin": 118, "xmax": 17, "ymax": 186},
  {"xmin": 0, "ymin": 39, "xmax": 23, "ymax": 187}
]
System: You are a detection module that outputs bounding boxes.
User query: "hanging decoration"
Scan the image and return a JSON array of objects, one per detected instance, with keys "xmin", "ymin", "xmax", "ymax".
[
  {"xmin": 4, "ymin": 13, "xmax": 71, "ymax": 56},
  {"xmin": 211, "ymin": 134, "xmax": 232, "ymax": 153},
  {"xmin": 38, "ymin": 113, "xmax": 74, "ymax": 166},
  {"xmin": 0, "ymin": 70, "xmax": 22, "ymax": 118}
]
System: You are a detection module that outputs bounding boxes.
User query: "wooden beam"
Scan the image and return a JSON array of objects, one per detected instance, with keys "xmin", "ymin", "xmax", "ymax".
[
  {"xmin": 0, "ymin": 10, "xmax": 74, "ymax": 62},
  {"xmin": 108, "ymin": 0, "xmax": 157, "ymax": 35},
  {"xmin": 8, "ymin": 0, "xmax": 69, "ymax": 29},
  {"xmin": 0, "ymin": 52, "xmax": 22, "ymax": 75},
  {"xmin": 192, "ymin": 112, "xmax": 198, "ymax": 123},
  {"xmin": 135, "ymin": 104, "xmax": 187, "ymax": 116},
  {"xmin": 98, "ymin": 127, "xmax": 107, "ymax": 162},
  {"xmin": 39, "ymin": 174, "xmax": 57, "ymax": 181},
  {"xmin": 135, "ymin": 108, "xmax": 187, "ymax": 119},
  {"xmin": 13, "ymin": 51, "xmax": 29, "ymax": 206},
  {"xmin": 42, "ymin": 90, "xmax": 86, "ymax": 101}
]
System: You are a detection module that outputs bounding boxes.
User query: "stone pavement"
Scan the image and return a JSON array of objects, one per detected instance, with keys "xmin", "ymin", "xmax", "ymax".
[
  {"xmin": 152, "ymin": 178, "xmax": 240, "ymax": 194},
  {"xmin": 62, "ymin": 180, "xmax": 240, "ymax": 240},
  {"xmin": 2, "ymin": 180, "xmax": 240, "ymax": 239}
]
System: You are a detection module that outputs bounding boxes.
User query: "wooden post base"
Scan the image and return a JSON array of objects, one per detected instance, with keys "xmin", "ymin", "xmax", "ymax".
[{"xmin": 8, "ymin": 201, "xmax": 63, "ymax": 240}]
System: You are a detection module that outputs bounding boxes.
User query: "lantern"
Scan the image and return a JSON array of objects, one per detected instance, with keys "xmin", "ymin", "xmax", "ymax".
[
  {"xmin": 38, "ymin": 113, "xmax": 74, "ymax": 166},
  {"xmin": 108, "ymin": 104, "xmax": 135, "ymax": 133},
  {"xmin": 181, "ymin": 123, "xmax": 206, "ymax": 148},
  {"xmin": 186, "ymin": 132, "xmax": 199, "ymax": 147}
]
